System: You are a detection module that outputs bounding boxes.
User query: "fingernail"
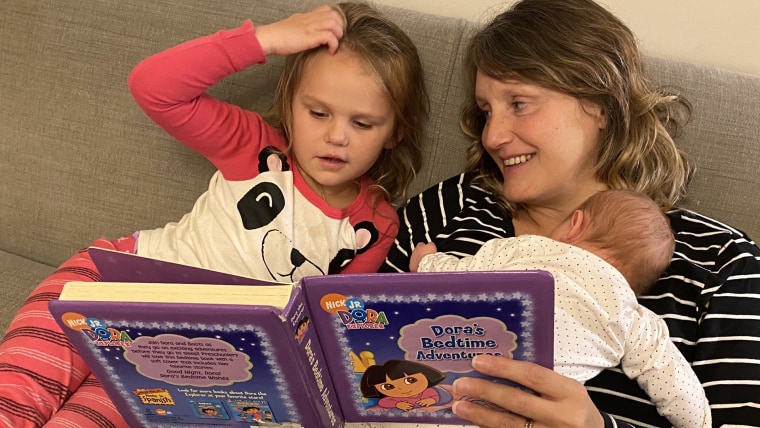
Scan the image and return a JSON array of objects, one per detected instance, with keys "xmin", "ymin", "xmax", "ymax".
[
  {"xmin": 452, "ymin": 378, "xmax": 461, "ymax": 394},
  {"xmin": 471, "ymin": 354, "xmax": 482, "ymax": 368}
]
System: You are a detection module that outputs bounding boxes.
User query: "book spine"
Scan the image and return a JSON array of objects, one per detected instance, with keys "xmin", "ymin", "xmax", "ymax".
[{"xmin": 283, "ymin": 286, "xmax": 344, "ymax": 428}]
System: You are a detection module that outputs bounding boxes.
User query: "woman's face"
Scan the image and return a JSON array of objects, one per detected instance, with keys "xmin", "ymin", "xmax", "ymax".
[{"xmin": 475, "ymin": 71, "xmax": 608, "ymax": 212}]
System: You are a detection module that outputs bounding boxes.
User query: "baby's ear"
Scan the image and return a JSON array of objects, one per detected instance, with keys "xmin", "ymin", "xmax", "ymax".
[{"xmin": 565, "ymin": 209, "xmax": 588, "ymax": 243}]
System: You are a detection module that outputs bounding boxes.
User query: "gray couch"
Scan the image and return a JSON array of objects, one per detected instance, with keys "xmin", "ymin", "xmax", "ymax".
[{"xmin": 1, "ymin": 0, "xmax": 759, "ymax": 336}]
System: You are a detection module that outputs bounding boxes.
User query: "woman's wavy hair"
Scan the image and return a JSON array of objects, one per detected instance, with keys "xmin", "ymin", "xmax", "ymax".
[
  {"xmin": 265, "ymin": 2, "xmax": 428, "ymax": 206},
  {"xmin": 460, "ymin": 0, "xmax": 693, "ymax": 212}
]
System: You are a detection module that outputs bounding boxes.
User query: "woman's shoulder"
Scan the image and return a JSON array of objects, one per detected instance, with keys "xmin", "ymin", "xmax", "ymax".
[
  {"xmin": 668, "ymin": 208, "xmax": 755, "ymax": 239},
  {"xmin": 667, "ymin": 208, "xmax": 760, "ymax": 269}
]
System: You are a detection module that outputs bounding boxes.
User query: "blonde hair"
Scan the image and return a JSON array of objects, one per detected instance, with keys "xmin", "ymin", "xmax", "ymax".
[
  {"xmin": 265, "ymin": 2, "xmax": 428, "ymax": 205},
  {"xmin": 577, "ymin": 189, "xmax": 674, "ymax": 295},
  {"xmin": 460, "ymin": 0, "xmax": 693, "ymax": 213}
]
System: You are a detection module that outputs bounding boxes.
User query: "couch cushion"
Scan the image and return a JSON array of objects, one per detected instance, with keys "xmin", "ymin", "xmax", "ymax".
[
  {"xmin": 645, "ymin": 57, "xmax": 760, "ymax": 239},
  {"xmin": 0, "ymin": 252, "xmax": 56, "ymax": 336}
]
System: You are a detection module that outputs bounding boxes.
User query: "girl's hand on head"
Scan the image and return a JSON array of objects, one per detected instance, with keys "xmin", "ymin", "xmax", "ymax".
[
  {"xmin": 256, "ymin": 5, "xmax": 345, "ymax": 56},
  {"xmin": 452, "ymin": 355, "xmax": 605, "ymax": 428}
]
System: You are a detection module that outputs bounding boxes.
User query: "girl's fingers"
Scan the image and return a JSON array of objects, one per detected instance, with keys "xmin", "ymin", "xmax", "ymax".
[{"xmin": 257, "ymin": 5, "xmax": 345, "ymax": 56}]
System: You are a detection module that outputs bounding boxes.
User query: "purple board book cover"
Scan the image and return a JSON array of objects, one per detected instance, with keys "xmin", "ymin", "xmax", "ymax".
[
  {"xmin": 301, "ymin": 270, "xmax": 554, "ymax": 425},
  {"xmin": 53, "ymin": 248, "xmax": 342, "ymax": 427},
  {"xmin": 49, "ymin": 298, "xmax": 333, "ymax": 427}
]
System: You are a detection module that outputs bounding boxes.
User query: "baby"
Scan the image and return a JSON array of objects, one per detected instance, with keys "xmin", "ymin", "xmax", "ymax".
[{"xmin": 411, "ymin": 189, "xmax": 710, "ymax": 428}]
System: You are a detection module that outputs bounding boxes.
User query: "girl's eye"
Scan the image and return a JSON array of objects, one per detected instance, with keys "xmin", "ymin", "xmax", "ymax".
[
  {"xmin": 310, "ymin": 110, "xmax": 328, "ymax": 119},
  {"xmin": 403, "ymin": 376, "xmax": 417, "ymax": 385},
  {"xmin": 380, "ymin": 383, "xmax": 395, "ymax": 391},
  {"xmin": 353, "ymin": 120, "xmax": 372, "ymax": 129}
]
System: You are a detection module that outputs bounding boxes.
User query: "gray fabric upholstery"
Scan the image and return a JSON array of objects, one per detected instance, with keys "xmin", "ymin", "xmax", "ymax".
[{"xmin": 1, "ymin": 0, "xmax": 758, "ymax": 335}]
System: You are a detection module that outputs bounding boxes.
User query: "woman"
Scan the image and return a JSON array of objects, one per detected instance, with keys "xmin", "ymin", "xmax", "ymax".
[{"xmin": 381, "ymin": 0, "xmax": 760, "ymax": 426}]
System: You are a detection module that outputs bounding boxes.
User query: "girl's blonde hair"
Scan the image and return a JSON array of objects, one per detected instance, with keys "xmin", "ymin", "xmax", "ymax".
[
  {"xmin": 266, "ymin": 2, "xmax": 428, "ymax": 205},
  {"xmin": 460, "ymin": 0, "xmax": 693, "ymax": 213}
]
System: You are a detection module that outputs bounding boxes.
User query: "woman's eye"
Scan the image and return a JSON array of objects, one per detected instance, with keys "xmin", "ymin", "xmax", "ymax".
[
  {"xmin": 512, "ymin": 101, "xmax": 527, "ymax": 112},
  {"xmin": 310, "ymin": 110, "xmax": 328, "ymax": 119},
  {"xmin": 403, "ymin": 377, "xmax": 417, "ymax": 385},
  {"xmin": 380, "ymin": 383, "xmax": 395, "ymax": 391}
]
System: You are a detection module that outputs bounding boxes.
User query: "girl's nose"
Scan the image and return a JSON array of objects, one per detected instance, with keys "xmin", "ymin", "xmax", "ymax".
[{"xmin": 325, "ymin": 121, "xmax": 349, "ymax": 146}]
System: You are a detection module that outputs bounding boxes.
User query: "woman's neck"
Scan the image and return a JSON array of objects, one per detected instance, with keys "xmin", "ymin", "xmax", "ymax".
[
  {"xmin": 512, "ymin": 187, "xmax": 608, "ymax": 236},
  {"xmin": 512, "ymin": 208, "xmax": 565, "ymax": 237}
]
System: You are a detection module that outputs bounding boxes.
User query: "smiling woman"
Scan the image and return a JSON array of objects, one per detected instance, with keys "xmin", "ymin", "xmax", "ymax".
[
  {"xmin": 380, "ymin": 0, "xmax": 760, "ymax": 426},
  {"xmin": 474, "ymin": 74, "xmax": 607, "ymax": 234}
]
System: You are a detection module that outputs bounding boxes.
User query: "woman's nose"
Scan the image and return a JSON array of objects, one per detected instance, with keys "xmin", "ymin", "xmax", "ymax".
[{"xmin": 481, "ymin": 112, "xmax": 513, "ymax": 150}]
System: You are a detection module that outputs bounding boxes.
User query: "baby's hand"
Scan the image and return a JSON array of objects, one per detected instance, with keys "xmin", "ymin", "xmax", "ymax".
[
  {"xmin": 256, "ymin": 5, "xmax": 345, "ymax": 56},
  {"xmin": 409, "ymin": 242, "xmax": 437, "ymax": 272}
]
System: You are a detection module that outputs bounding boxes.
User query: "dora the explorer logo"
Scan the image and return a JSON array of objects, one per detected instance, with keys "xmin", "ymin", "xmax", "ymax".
[
  {"xmin": 318, "ymin": 294, "xmax": 389, "ymax": 330},
  {"xmin": 58, "ymin": 312, "xmax": 133, "ymax": 347}
]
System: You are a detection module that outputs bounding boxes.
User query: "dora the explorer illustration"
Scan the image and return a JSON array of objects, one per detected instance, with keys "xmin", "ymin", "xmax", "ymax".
[{"xmin": 360, "ymin": 359, "xmax": 446, "ymax": 411}]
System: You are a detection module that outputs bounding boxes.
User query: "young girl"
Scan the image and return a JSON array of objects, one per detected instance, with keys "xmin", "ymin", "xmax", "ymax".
[
  {"xmin": 128, "ymin": 2, "xmax": 428, "ymax": 281},
  {"xmin": 0, "ymin": 3, "xmax": 427, "ymax": 427}
]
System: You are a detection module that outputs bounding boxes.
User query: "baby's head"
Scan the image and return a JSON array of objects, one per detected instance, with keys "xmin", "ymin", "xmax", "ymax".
[
  {"xmin": 268, "ymin": 2, "xmax": 428, "ymax": 204},
  {"xmin": 552, "ymin": 189, "xmax": 674, "ymax": 294}
]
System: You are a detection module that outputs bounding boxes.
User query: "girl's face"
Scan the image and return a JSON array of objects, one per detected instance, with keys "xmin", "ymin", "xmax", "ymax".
[
  {"xmin": 475, "ymin": 71, "xmax": 608, "ymax": 214},
  {"xmin": 374, "ymin": 372, "xmax": 429, "ymax": 398},
  {"xmin": 290, "ymin": 49, "xmax": 397, "ymax": 207}
]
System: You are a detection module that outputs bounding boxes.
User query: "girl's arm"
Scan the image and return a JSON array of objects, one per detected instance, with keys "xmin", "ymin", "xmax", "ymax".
[
  {"xmin": 128, "ymin": 20, "xmax": 270, "ymax": 179},
  {"xmin": 127, "ymin": 6, "xmax": 345, "ymax": 180}
]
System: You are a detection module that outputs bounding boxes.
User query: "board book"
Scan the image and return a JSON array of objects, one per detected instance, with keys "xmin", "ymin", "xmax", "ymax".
[
  {"xmin": 49, "ymin": 247, "xmax": 554, "ymax": 427},
  {"xmin": 301, "ymin": 272, "xmax": 554, "ymax": 425},
  {"xmin": 50, "ymin": 248, "xmax": 341, "ymax": 428}
]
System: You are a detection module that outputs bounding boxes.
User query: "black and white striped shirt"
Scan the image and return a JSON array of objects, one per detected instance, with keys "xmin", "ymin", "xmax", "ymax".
[{"xmin": 381, "ymin": 173, "xmax": 760, "ymax": 427}]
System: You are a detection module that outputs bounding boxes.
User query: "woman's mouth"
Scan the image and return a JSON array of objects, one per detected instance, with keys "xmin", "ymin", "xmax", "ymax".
[{"xmin": 504, "ymin": 153, "xmax": 535, "ymax": 166}]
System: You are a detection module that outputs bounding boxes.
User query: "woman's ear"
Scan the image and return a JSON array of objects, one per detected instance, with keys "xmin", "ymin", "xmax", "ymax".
[
  {"xmin": 596, "ymin": 108, "xmax": 607, "ymax": 130},
  {"xmin": 580, "ymin": 99, "xmax": 606, "ymax": 130}
]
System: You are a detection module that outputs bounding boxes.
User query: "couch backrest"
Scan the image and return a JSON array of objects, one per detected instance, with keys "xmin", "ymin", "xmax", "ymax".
[{"xmin": 1, "ymin": 0, "xmax": 758, "ymax": 269}]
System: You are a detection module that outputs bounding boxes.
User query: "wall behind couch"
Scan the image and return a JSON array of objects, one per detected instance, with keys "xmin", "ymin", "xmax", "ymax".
[{"xmin": 375, "ymin": 0, "xmax": 760, "ymax": 77}]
